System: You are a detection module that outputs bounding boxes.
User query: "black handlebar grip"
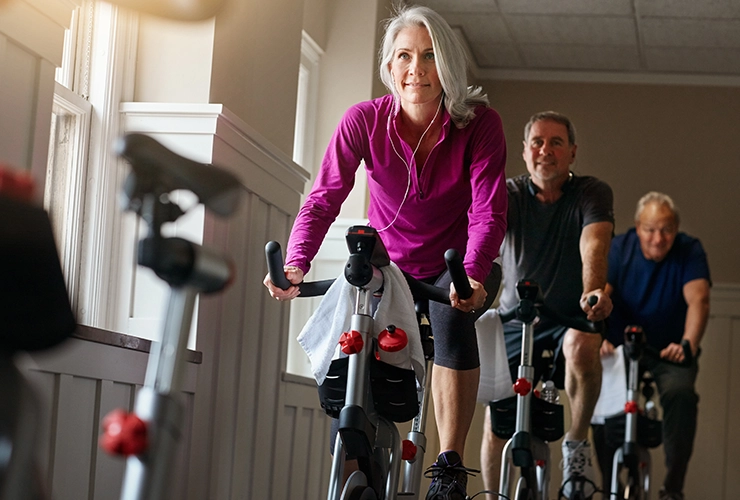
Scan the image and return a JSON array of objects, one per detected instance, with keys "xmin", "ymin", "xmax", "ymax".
[
  {"xmin": 444, "ymin": 249, "xmax": 472, "ymax": 300},
  {"xmin": 587, "ymin": 295, "xmax": 598, "ymax": 307},
  {"xmin": 265, "ymin": 241, "xmax": 292, "ymax": 290}
]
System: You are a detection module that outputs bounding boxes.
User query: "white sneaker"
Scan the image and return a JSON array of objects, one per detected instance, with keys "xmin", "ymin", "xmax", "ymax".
[{"xmin": 560, "ymin": 440, "xmax": 597, "ymax": 498}]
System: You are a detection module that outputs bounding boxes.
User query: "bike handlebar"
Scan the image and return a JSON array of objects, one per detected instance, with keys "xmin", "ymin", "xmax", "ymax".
[
  {"xmin": 623, "ymin": 325, "xmax": 693, "ymax": 367},
  {"xmin": 264, "ymin": 239, "xmax": 471, "ymax": 305},
  {"xmin": 265, "ymin": 241, "xmax": 334, "ymax": 297},
  {"xmin": 498, "ymin": 281, "xmax": 603, "ymax": 334}
]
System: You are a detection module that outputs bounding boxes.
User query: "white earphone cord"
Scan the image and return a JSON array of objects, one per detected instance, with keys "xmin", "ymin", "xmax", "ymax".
[{"xmin": 378, "ymin": 96, "xmax": 443, "ymax": 233}]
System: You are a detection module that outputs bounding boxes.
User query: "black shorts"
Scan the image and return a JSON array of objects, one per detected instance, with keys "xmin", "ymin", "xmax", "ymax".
[{"xmin": 428, "ymin": 263, "xmax": 502, "ymax": 370}]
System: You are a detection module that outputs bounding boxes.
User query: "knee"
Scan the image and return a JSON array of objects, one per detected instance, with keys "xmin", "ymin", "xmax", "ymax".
[
  {"xmin": 562, "ymin": 330, "xmax": 601, "ymax": 373},
  {"xmin": 481, "ymin": 407, "xmax": 506, "ymax": 451},
  {"xmin": 661, "ymin": 386, "xmax": 698, "ymax": 411}
]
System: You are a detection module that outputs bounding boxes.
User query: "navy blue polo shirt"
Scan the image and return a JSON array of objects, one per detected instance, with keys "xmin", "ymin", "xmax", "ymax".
[{"xmin": 607, "ymin": 228, "xmax": 711, "ymax": 351}]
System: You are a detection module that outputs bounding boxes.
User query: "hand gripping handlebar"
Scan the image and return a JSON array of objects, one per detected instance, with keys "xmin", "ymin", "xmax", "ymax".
[
  {"xmin": 498, "ymin": 280, "xmax": 603, "ymax": 334},
  {"xmin": 265, "ymin": 227, "xmax": 472, "ymax": 305}
]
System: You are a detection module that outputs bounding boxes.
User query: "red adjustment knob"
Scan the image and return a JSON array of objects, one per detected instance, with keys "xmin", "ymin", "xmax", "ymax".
[
  {"xmin": 536, "ymin": 459, "xmax": 546, "ymax": 468},
  {"xmin": 0, "ymin": 164, "xmax": 34, "ymax": 202},
  {"xmin": 513, "ymin": 378, "xmax": 532, "ymax": 396},
  {"xmin": 401, "ymin": 439, "xmax": 417, "ymax": 461},
  {"xmin": 339, "ymin": 330, "xmax": 364, "ymax": 355},
  {"xmin": 100, "ymin": 409, "xmax": 149, "ymax": 456},
  {"xmin": 624, "ymin": 401, "xmax": 639, "ymax": 414}
]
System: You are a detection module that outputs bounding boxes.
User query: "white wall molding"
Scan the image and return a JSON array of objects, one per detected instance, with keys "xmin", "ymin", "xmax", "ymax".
[
  {"xmin": 76, "ymin": 3, "xmax": 138, "ymax": 331},
  {"xmin": 710, "ymin": 283, "xmax": 740, "ymax": 317},
  {"xmin": 119, "ymin": 102, "xmax": 310, "ymax": 214}
]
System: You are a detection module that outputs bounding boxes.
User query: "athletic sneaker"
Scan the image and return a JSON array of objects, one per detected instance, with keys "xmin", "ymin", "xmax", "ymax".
[
  {"xmin": 560, "ymin": 440, "xmax": 598, "ymax": 498},
  {"xmin": 424, "ymin": 450, "xmax": 477, "ymax": 500}
]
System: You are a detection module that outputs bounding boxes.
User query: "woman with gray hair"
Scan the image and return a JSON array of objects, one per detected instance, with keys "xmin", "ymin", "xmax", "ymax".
[{"xmin": 265, "ymin": 5, "xmax": 507, "ymax": 499}]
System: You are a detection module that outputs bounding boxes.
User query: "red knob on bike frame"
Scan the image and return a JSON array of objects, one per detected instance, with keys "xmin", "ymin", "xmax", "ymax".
[
  {"xmin": 624, "ymin": 400, "xmax": 639, "ymax": 414},
  {"xmin": 100, "ymin": 409, "xmax": 149, "ymax": 456},
  {"xmin": 513, "ymin": 378, "xmax": 532, "ymax": 396},
  {"xmin": 402, "ymin": 440, "xmax": 418, "ymax": 461},
  {"xmin": 339, "ymin": 330, "xmax": 364, "ymax": 355},
  {"xmin": 0, "ymin": 165, "xmax": 35, "ymax": 202}
]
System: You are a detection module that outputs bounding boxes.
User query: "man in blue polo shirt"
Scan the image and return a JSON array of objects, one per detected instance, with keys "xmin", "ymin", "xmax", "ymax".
[{"xmin": 596, "ymin": 191, "xmax": 711, "ymax": 500}]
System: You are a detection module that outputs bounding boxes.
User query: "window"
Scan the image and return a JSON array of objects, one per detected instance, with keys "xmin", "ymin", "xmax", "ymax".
[
  {"xmin": 286, "ymin": 32, "xmax": 323, "ymax": 377},
  {"xmin": 45, "ymin": 0, "xmax": 139, "ymax": 334}
]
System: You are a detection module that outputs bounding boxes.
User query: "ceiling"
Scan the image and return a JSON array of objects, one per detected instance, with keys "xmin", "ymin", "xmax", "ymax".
[{"xmin": 411, "ymin": 0, "xmax": 740, "ymax": 84}]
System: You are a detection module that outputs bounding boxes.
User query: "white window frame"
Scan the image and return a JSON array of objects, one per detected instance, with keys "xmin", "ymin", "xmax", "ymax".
[
  {"xmin": 46, "ymin": 0, "xmax": 139, "ymax": 334},
  {"xmin": 44, "ymin": 82, "xmax": 92, "ymax": 311}
]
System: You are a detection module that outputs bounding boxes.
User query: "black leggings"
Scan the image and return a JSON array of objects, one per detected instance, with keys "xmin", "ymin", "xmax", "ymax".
[{"xmin": 428, "ymin": 263, "xmax": 502, "ymax": 370}]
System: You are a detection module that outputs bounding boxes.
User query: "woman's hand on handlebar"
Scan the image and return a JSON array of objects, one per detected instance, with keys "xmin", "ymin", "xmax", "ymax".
[
  {"xmin": 263, "ymin": 266, "xmax": 304, "ymax": 301},
  {"xmin": 449, "ymin": 277, "xmax": 486, "ymax": 313},
  {"xmin": 580, "ymin": 288, "xmax": 612, "ymax": 321}
]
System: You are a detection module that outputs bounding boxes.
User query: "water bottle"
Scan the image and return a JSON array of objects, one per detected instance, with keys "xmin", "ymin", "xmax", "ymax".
[
  {"xmin": 376, "ymin": 324, "xmax": 411, "ymax": 369},
  {"xmin": 541, "ymin": 380, "xmax": 560, "ymax": 404},
  {"xmin": 645, "ymin": 400, "xmax": 658, "ymax": 420}
]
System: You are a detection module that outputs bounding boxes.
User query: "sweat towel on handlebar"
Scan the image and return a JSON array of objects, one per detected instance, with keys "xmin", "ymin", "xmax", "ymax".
[
  {"xmin": 297, "ymin": 262, "xmax": 424, "ymax": 386},
  {"xmin": 475, "ymin": 308, "xmax": 515, "ymax": 403},
  {"xmin": 591, "ymin": 344, "xmax": 628, "ymax": 424}
]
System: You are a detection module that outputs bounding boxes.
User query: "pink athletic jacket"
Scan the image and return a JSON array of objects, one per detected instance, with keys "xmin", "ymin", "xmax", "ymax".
[{"xmin": 286, "ymin": 94, "xmax": 507, "ymax": 284}]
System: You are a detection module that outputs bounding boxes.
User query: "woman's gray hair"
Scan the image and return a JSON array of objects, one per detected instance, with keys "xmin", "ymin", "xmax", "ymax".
[
  {"xmin": 378, "ymin": 4, "xmax": 488, "ymax": 128},
  {"xmin": 635, "ymin": 191, "xmax": 680, "ymax": 225}
]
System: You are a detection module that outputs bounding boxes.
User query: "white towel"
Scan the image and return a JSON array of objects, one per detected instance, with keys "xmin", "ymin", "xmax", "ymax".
[
  {"xmin": 591, "ymin": 344, "xmax": 628, "ymax": 424},
  {"xmin": 475, "ymin": 309, "xmax": 515, "ymax": 403},
  {"xmin": 296, "ymin": 262, "xmax": 425, "ymax": 386}
]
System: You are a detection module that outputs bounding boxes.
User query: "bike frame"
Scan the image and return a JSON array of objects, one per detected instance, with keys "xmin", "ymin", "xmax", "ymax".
[
  {"xmin": 267, "ymin": 227, "xmax": 468, "ymax": 500},
  {"xmin": 499, "ymin": 298, "xmax": 551, "ymax": 500},
  {"xmin": 609, "ymin": 327, "xmax": 653, "ymax": 500}
]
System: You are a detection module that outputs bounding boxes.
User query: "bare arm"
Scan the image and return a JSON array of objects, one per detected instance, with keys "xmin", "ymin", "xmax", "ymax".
[
  {"xmin": 579, "ymin": 221, "xmax": 614, "ymax": 321},
  {"xmin": 661, "ymin": 278, "xmax": 710, "ymax": 361}
]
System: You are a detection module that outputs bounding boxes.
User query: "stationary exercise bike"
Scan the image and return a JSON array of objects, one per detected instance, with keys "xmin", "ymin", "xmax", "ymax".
[
  {"xmin": 266, "ymin": 225, "xmax": 473, "ymax": 500},
  {"xmin": 602, "ymin": 326, "xmax": 692, "ymax": 500},
  {"xmin": 493, "ymin": 279, "xmax": 602, "ymax": 500},
  {"xmin": 98, "ymin": 133, "xmax": 242, "ymax": 500}
]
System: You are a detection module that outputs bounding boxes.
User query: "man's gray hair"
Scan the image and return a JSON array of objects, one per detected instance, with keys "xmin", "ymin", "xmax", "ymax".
[
  {"xmin": 523, "ymin": 111, "xmax": 577, "ymax": 145},
  {"xmin": 635, "ymin": 191, "xmax": 680, "ymax": 225}
]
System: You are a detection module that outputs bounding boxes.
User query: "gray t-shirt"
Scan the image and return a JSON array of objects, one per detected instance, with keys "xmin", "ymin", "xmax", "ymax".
[{"xmin": 500, "ymin": 173, "xmax": 614, "ymax": 332}]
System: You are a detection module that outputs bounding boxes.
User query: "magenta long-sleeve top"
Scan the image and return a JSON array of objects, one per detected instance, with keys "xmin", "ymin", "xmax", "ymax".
[{"xmin": 286, "ymin": 94, "xmax": 507, "ymax": 284}]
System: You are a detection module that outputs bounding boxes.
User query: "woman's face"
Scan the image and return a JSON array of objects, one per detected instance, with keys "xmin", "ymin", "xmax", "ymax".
[{"xmin": 389, "ymin": 25, "xmax": 442, "ymax": 107}]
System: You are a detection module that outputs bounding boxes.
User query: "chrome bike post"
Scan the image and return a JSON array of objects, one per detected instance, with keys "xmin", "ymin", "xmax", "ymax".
[
  {"xmin": 400, "ymin": 355, "xmax": 434, "ymax": 499},
  {"xmin": 515, "ymin": 322, "xmax": 535, "ymax": 433},
  {"xmin": 328, "ymin": 433, "xmax": 345, "ymax": 500},
  {"xmin": 120, "ymin": 285, "xmax": 197, "ymax": 500}
]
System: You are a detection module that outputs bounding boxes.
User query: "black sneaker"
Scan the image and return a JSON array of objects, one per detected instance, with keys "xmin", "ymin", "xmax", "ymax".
[{"xmin": 424, "ymin": 451, "xmax": 477, "ymax": 500}]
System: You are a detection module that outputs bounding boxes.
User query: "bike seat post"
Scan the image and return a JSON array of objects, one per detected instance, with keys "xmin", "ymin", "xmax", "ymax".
[
  {"xmin": 515, "ymin": 307, "xmax": 536, "ymax": 434},
  {"xmin": 121, "ymin": 238, "xmax": 232, "ymax": 500}
]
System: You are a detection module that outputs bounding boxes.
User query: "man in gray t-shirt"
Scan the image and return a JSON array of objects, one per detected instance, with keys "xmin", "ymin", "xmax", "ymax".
[{"xmin": 480, "ymin": 111, "xmax": 614, "ymax": 498}]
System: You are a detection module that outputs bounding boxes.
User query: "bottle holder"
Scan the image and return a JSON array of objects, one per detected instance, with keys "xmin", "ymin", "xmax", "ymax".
[
  {"xmin": 603, "ymin": 412, "xmax": 663, "ymax": 449},
  {"xmin": 317, "ymin": 357, "xmax": 420, "ymax": 423},
  {"xmin": 489, "ymin": 395, "xmax": 565, "ymax": 442}
]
